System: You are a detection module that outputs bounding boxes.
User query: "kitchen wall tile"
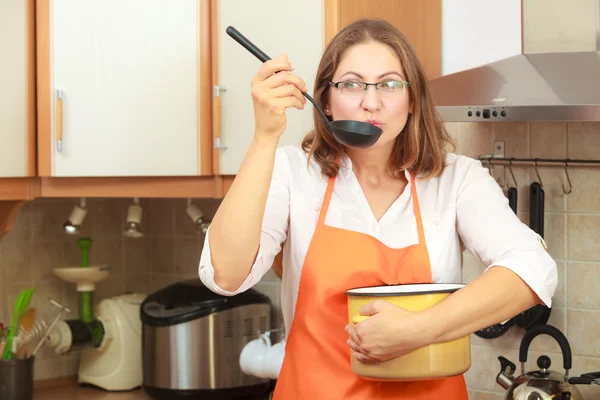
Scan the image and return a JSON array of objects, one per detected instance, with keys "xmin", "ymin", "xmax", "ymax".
[
  {"xmin": 493, "ymin": 122, "xmax": 529, "ymax": 158},
  {"xmin": 150, "ymin": 237, "xmax": 174, "ymax": 274},
  {"xmin": 31, "ymin": 241, "xmax": 65, "ymax": 282},
  {"xmin": 464, "ymin": 345, "xmax": 496, "ymax": 391},
  {"xmin": 123, "ymin": 236, "xmax": 153, "ymax": 276},
  {"xmin": 89, "ymin": 237, "xmax": 123, "ymax": 277},
  {"xmin": 529, "ymin": 307, "xmax": 566, "ymax": 353},
  {"xmin": 173, "ymin": 236, "xmax": 203, "ymax": 276},
  {"xmin": 142, "ymin": 199, "xmax": 175, "ymax": 236},
  {"xmin": 552, "ymin": 261, "xmax": 566, "ymax": 307},
  {"xmin": 567, "ymin": 309, "xmax": 600, "ymax": 357},
  {"xmin": 95, "ymin": 277, "xmax": 125, "ymax": 302},
  {"xmin": 543, "ymin": 213, "xmax": 566, "ymax": 260},
  {"xmin": 456, "ymin": 122, "xmax": 493, "ymax": 158},
  {"xmin": 567, "ymin": 122, "xmax": 600, "ymax": 160},
  {"xmin": 567, "ymin": 169, "xmax": 600, "ymax": 213},
  {"xmin": 0, "ymin": 241, "xmax": 32, "ymax": 284},
  {"xmin": 530, "ymin": 122, "xmax": 567, "ymax": 158},
  {"xmin": 568, "ymin": 215, "xmax": 600, "ymax": 262},
  {"xmin": 91, "ymin": 198, "xmax": 127, "ymax": 237},
  {"xmin": 567, "ymin": 262, "xmax": 600, "ymax": 309}
]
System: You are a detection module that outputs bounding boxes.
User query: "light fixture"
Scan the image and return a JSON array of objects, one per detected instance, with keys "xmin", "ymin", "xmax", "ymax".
[
  {"xmin": 186, "ymin": 198, "xmax": 210, "ymax": 234},
  {"xmin": 63, "ymin": 198, "xmax": 87, "ymax": 235},
  {"xmin": 123, "ymin": 198, "xmax": 143, "ymax": 238}
]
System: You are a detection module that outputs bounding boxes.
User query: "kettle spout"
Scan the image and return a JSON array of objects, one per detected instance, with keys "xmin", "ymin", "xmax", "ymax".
[{"xmin": 496, "ymin": 356, "xmax": 517, "ymax": 390}]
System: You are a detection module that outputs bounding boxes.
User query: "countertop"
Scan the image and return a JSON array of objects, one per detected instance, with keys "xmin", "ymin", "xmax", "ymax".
[
  {"xmin": 35, "ymin": 385, "xmax": 149, "ymax": 400},
  {"xmin": 33, "ymin": 377, "xmax": 274, "ymax": 400}
]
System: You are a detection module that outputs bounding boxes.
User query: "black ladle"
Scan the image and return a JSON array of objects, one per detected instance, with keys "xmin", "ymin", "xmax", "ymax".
[{"xmin": 226, "ymin": 26, "xmax": 383, "ymax": 149}]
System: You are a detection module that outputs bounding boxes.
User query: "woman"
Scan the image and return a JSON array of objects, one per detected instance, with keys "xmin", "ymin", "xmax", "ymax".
[{"xmin": 199, "ymin": 19, "xmax": 557, "ymax": 399}]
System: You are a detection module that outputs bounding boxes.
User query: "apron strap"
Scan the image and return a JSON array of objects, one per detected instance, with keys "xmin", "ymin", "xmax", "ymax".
[
  {"xmin": 317, "ymin": 176, "xmax": 336, "ymax": 227},
  {"xmin": 318, "ymin": 171, "xmax": 427, "ymax": 247},
  {"xmin": 409, "ymin": 172, "xmax": 427, "ymax": 246}
]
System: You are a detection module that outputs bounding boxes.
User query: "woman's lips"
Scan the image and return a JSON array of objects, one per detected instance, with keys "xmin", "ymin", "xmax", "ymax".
[{"xmin": 366, "ymin": 119, "xmax": 384, "ymax": 127}]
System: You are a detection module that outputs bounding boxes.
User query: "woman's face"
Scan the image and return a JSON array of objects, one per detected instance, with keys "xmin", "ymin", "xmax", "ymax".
[{"xmin": 326, "ymin": 41, "xmax": 411, "ymax": 149}]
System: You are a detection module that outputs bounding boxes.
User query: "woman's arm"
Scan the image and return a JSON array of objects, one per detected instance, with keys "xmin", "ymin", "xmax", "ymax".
[
  {"xmin": 346, "ymin": 157, "xmax": 557, "ymax": 362},
  {"xmin": 207, "ymin": 55, "xmax": 306, "ymax": 292},
  {"xmin": 420, "ymin": 266, "xmax": 538, "ymax": 344}
]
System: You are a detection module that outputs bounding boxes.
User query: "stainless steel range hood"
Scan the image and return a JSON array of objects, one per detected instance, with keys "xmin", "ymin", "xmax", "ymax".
[{"xmin": 430, "ymin": 2, "xmax": 600, "ymax": 122}]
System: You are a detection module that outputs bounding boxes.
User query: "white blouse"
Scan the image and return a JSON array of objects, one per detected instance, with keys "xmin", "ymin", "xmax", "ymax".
[{"xmin": 198, "ymin": 146, "xmax": 558, "ymax": 336}]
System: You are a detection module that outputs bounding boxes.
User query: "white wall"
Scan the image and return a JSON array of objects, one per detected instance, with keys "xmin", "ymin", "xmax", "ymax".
[{"xmin": 441, "ymin": 0, "xmax": 522, "ymax": 75}]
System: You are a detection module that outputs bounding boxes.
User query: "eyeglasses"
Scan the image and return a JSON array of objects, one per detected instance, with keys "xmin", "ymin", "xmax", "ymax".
[{"xmin": 329, "ymin": 79, "xmax": 410, "ymax": 96}]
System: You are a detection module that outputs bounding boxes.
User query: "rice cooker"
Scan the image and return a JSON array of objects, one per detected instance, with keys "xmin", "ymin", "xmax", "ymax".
[{"xmin": 141, "ymin": 279, "xmax": 275, "ymax": 400}]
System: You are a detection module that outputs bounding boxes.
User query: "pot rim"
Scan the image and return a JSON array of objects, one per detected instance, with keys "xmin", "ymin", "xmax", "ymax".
[{"xmin": 346, "ymin": 283, "xmax": 465, "ymax": 297}]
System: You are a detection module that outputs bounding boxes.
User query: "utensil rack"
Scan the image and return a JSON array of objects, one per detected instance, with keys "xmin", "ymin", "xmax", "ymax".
[
  {"xmin": 478, "ymin": 155, "xmax": 600, "ymax": 194},
  {"xmin": 478, "ymin": 156, "xmax": 600, "ymax": 168}
]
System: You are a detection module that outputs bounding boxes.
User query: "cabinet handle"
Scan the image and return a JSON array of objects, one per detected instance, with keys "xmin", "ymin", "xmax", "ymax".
[{"xmin": 56, "ymin": 90, "xmax": 63, "ymax": 152}]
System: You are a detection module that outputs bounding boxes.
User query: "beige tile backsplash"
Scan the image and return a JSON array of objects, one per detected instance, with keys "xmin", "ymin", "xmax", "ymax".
[
  {"xmin": 460, "ymin": 121, "xmax": 600, "ymax": 399},
  {"xmin": 0, "ymin": 122, "xmax": 599, "ymax": 398}
]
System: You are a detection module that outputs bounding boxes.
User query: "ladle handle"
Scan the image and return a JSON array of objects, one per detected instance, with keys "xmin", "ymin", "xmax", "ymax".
[
  {"xmin": 226, "ymin": 26, "xmax": 330, "ymax": 126},
  {"xmin": 226, "ymin": 26, "xmax": 271, "ymax": 63}
]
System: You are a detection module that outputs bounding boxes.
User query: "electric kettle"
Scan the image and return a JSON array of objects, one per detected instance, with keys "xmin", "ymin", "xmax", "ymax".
[{"xmin": 496, "ymin": 324, "xmax": 599, "ymax": 400}]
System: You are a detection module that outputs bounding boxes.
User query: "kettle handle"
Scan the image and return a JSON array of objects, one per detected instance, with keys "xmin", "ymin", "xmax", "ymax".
[{"xmin": 519, "ymin": 324, "xmax": 572, "ymax": 370}]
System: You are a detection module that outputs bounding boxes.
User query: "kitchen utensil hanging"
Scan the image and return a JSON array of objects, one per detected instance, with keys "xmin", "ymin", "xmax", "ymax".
[
  {"xmin": 506, "ymin": 159, "xmax": 518, "ymax": 215},
  {"xmin": 225, "ymin": 26, "xmax": 384, "ymax": 149}
]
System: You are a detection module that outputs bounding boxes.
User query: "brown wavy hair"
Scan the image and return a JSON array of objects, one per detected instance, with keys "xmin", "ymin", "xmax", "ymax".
[{"xmin": 301, "ymin": 19, "xmax": 454, "ymax": 178}]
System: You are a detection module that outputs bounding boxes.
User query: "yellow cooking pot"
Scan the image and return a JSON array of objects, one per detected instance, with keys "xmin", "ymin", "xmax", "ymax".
[{"xmin": 346, "ymin": 283, "xmax": 470, "ymax": 381}]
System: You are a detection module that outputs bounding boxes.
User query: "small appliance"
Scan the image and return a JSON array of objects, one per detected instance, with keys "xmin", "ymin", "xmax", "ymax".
[{"xmin": 140, "ymin": 279, "xmax": 275, "ymax": 400}]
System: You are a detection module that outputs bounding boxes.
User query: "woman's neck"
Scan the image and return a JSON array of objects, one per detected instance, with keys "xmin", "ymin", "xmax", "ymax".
[{"xmin": 346, "ymin": 144, "xmax": 397, "ymax": 184}]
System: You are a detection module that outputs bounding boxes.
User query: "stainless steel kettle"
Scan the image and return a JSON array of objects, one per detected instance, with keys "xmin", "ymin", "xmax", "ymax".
[{"xmin": 496, "ymin": 324, "xmax": 581, "ymax": 399}]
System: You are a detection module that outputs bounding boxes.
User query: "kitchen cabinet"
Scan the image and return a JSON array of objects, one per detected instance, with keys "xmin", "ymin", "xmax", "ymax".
[
  {"xmin": 213, "ymin": 0, "xmax": 442, "ymax": 177},
  {"xmin": 211, "ymin": 0, "xmax": 326, "ymax": 175},
  {"xmin": 0, "ymin": 0, "xmax": 36, "ymax": 180},
  {"xmin": 440, "ymin": 0, "xmax": 521, "ymax": 75},
  {"xmin": 0, "ymin": 0, "xmax": 37, "ymax": 238},
  {"xmin": 37, "ymin": 0, "xmax": 212, "ymax": 178},
  {"xmin": 337, "ymin": 0, "xmax": 442, "ymax": 80}
]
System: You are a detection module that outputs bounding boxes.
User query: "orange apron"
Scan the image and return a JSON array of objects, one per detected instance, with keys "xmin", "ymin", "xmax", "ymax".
[{"xmin": 273, "ymin": 172, "xmax": 467, "ymax": 399}]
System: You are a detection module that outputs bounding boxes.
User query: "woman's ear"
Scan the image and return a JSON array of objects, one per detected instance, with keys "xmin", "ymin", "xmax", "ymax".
[{"xmin": 324, "ymin": 106, "xmax": 331, "ymax": 116}]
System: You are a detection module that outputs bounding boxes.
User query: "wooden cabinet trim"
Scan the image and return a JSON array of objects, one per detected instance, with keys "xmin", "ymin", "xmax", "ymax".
[
  {"xmin": 26, "ymin": 0, "xmax": 36, "ymax": 176},
  {"xmin": 38, "ymin": 176, "xmax": 219, "ymax": 198},
  {"xmin": 210, "ymin": 0, "xmax": 221, "ymax": 175},
  {"xmin": 324, "ymin": 0, "xmax": 341, "ymax": 45},
  {"xmin": 36, "ymin": 0, "xmax": 51, "ymax": 176},
  {"xmin": 199, "ymin": 0, "xmax": 213, "ymax": 175}
]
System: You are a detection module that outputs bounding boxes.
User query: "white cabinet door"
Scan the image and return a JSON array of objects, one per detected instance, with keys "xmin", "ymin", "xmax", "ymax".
[
  {"xmin": 0, "ymin": 0, "xmax": 31, "ymax": 177},
  {"xmin": 441, "ymin": 0, "xmax": 521, "ymax": 75},
  {"xmin": 215, "ymin": 0, "xmax": 324, "ymax": 175},
  {"xmin": 49, "ymin": 0, "xmax": 204, "ymax": 177}
]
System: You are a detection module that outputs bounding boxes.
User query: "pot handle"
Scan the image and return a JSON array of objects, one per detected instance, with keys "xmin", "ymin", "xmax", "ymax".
[
  {"xmin": 519, "ymin": 324, "xmax": 572, "ymax": 370},
  {"xmin": 351, "ymin": 316, "xmax": 369, "ymax": 324}
]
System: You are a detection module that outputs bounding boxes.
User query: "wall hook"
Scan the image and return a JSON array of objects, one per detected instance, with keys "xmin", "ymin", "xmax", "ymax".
[
  {"xmin": 562, "ymin": 161, "xmax": 572, "ymax": 195},
  {"xmin": 507, "ymin": 158, "xmax": 518, "ymax": 187},
  {"xmin": 533, "ymin": 159, "xmax": 543, "ymax": 187}
]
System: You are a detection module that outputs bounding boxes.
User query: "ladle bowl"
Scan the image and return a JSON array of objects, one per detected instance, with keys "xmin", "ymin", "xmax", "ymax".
[{"xmin": 226, "ymin": 26, "xmax": 383, "ymax": 149}]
